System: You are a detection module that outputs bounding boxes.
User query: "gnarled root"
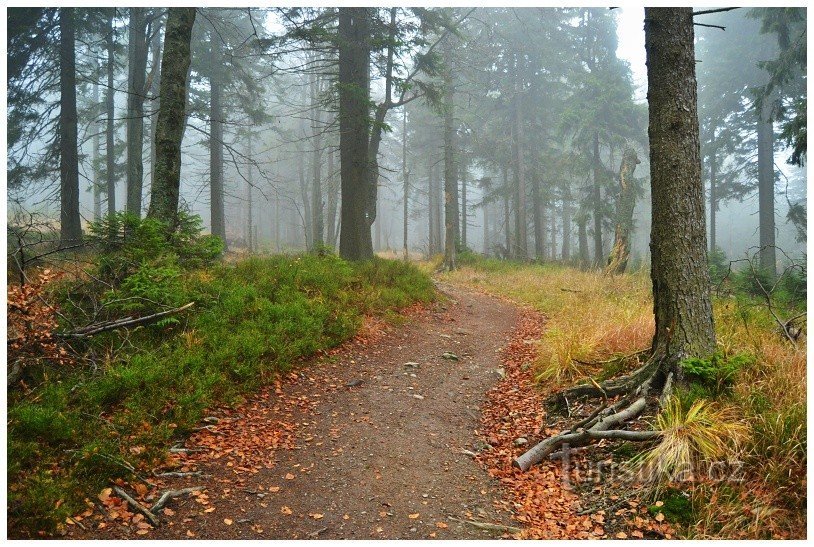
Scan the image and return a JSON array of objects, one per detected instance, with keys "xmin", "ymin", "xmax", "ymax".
[{"xmin": 513, "ymin": 397, "xmax": 659, "ymax": 471}]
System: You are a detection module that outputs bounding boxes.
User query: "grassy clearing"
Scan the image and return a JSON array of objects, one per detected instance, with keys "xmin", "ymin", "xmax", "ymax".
[
  {"xmin": 8, "ymin": 248, "xmax": 434, "ymax": 535},
  {"xmin": 441, "ymin": 256, "xmax": 805, "ymax": 539}
]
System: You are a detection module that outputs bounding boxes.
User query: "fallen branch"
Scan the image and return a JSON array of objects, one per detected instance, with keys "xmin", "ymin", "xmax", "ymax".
[
  {"xmin": 113, "ymin": 486, "xmax": 160, "ymax": 527},
  {"xmin": 151, "ymin": 486, "xmax": 204, "ymax": 513},
  {"xmin": 448, "ymin": 516, "xmax": 522, "ymax": 534},
  {"xmin": 152, "ymin": 470, "xmax": 207, "ymax": 479},
  {"xmin": 57, "ymin": 302, "xmax": 194, "ymax": 338}
]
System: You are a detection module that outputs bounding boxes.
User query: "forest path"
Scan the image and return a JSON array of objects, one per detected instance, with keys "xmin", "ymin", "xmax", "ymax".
[{"xmin": 130, "ymin": 282, "xmax": 520, "ymax": 539}]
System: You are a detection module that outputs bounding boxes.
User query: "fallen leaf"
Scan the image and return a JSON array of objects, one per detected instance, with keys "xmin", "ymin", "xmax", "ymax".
[
  {"xmin": 268, "ymin": 486, "xmax": 281, "ymax": 492},
  {"xmin": 436, "ymin": 521, "xmax": 448, "ymax": 528},
  {"xmin": 281, "ymin": 506, "xmax": 293, "ymax": 515},
  {"xmin": 616, "ymin": 532, "xmax": 627, "ymax": 539},
  {"xmin": 285, "ymin": 473, "xmax": 295, "ymax": 480},
  {"xmin": 224, "ymin": 519, "xmax": 233, "ymax": 526},
  {"xmin": 343, "ymin": 514, "xmax": 350, "ymax": 520},
  {"xmin": 98, "ymin": 488, "xmax": 112, "ymax": 503},
  {"xmin": 408, "ymin": 513, "xmax": 420, "ymax": 519},
  {"xmin": 655, "ymin": 512, "xmax": 665, "ymax": 522},
  {"xmin": 186, "ymin": 530, "xmax": 196, "ymax": 538},
  {"xmin": 309, "ymin": 513, "xmax": 324, "ymax": 520},
  {"xmin": 429, "ymin": 532, "xmax": 437, "ymax": 538},
  {"xmin": 654, "ymin": 501, "xmax": 664, "ymax": 507},
  {"xmin": 204, "ymin": 507, "xmax": 216, "ymax": 513},
  {"xmin": 163, "ymin": 508, "xmax": 175, "ymax": 517},
  {"xmin": 136, "ymin": 529, "xmax": 149, "ymax": 536}
]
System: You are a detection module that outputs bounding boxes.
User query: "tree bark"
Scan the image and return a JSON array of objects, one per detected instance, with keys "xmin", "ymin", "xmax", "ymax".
[
  {"xmin": 460, "ymin": 157, "xmax": 467, "ymax": 251},
  {"xmin": 503, "ymin": 166, "xmax": 511, "ymax": 258},
  {"xmin": 757, "ymin": 100, "xmax": 776, "ymax": 276},
  {"xmin": 106, "ymin": 9, "xmax": 117, "ymax": 217},
  {"xmin": 338, "ymin": 7, "xmax": 373, "ymax": 261},
  {"xmin": 511, "ymin": 60, "xmax": 528, "ymax": 259},
  {"xmin": 592, "ymin": 131, "xmax": 604, "ymax": 266},
  {"xmin": 577, "ymin": 209, "xmax": 589, "ymax": 268},
  {"xmin": 708, "ymin": 128, "xmax": 717, "ymax": 253},
  {"xmin": 148, "ymin": 21, "xmax": 162, "ymax": 195},
  {"xmin": 443, "ymin": 52, "xmax": 458, "ymax": 271},
  {"xmin": 126, "ymin": 7, "xmax": 148, "ymax": 218},
  {"xmin": 531, "ymin": 173, "xmax": 545, "ymax": 260},
  {"xmin": 59, "ymin": 7, "xmax": 81, "ymax": 244},
  {"xmin": 645, "ymin": 7, "xmax": 716, "ymax": 366},
  {"xmin": 246, "ymin": 130, "xmax": 254, "ymax": 252},
  {"xmin": 606, "ymin": 147, "xmax": 640, "ymax": 274},
  {"xmin": 325, "ymin": 138, "xmax": 339, "ymax": 249},
  {"xmin": 310, "ymin": 71, "xmax": 324, "ymax": 249},
  {"xmin": 561, "ymin": 182, "xmax": 571, "ymax": 261},
  {"xmin": 147, "ymin": 7, "xmax": 196, "ymax": 228},
  {"xmin": 402, "ymin": 107, "xmax": 409, "ymax": 260},
  {"xmin": 209, "ymin": 26, "xmax": 226, "ymax": 246},
  {"xmin": 92, "ymin": 76, "xmax": 102, "ymax": 221}
]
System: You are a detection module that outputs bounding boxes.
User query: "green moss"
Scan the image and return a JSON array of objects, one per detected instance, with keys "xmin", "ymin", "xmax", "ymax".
[{"xmin": 649, "ymin": 488, "xmax": 695, "ymax": 526}]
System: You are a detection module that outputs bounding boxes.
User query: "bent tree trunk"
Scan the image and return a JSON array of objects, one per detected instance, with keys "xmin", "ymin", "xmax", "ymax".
[
  {"xmin": 514, "ymin": 7, "xmax": 716, "ymax": 473},
  {"xmin": 147, "ymin": 7, "xmax": 196, "ymax": 228},
  {"xmin": 605, "ymin": 147, "xmax": 640, "ymax": 274}
]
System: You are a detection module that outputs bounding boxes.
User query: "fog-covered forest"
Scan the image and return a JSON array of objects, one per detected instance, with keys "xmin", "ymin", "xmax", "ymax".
[
  {"xmin": 8, "ymin": 7, "xmax": 806, "ymax": 266},
  {"xmin": 7, "ymin": 6, "xmax": 806, "ymax": 540}
]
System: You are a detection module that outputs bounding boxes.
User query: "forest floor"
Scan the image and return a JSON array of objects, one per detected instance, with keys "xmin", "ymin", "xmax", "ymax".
[{"xmin": 70, "ymin": 281, "xmax": 526, "ymax": 539}]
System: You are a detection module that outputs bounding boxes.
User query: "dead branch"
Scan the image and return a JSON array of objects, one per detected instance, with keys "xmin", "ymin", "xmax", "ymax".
[
  {"xmin": 113, "ymin": 486, "xmax": 160, "ymax": 527},
  {"xmin": 57, "ymin": 302, "xmax": 194, "ymax": 338},
  {"xmin": 150, "ymin": 486, "xmax": 204, "ymax": 513}
]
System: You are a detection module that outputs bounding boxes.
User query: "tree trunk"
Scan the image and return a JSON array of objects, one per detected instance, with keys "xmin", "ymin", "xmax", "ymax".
[
  {"xmin": 512, "ymin": 60, "xmax": 528, "ymax": 259},
  {"xmin": 310, "ymin": 73, "xmax": 324, "ymax": 249},
  {"xmin": 606, "ymin": 148, "xmax": 640, "ymax": 274},
  {"xmin": 460, "ymin": 157, "xmax": 467, "ymax": 251},
  {"xmin": 338, "ymin": 8, "xmax": 373, "ymax": 261},
  {"xmin": 126, "ymin": 7, "xmax": 148, "ymax": 218},
  {"xmin": 577, "ymin": 210, "xmax": 589, "ymax": 268},
  {"xmin": 147, "ymin": 7, "xmax": 196, "ymax": 228},
  {"xmin": 592, "ymin": 131, "xmax": 603, "ymax": 266},
  {"xmin": 708, "ymin": 129, "xmax": 717, "ymax": 253},
  {"xmin": 106, "ymin": 9, "xmax": 116, "ymax": 217},
  {"xmin": 561, "ymin": 182, "xmax": 571, "ymax": 261},
  {"xmin": 483, "ymin": 199, "xmax": 490, "ymax": 255},
  {"xmin": 298, "ymin": 148, "xmax": 313, "ymax": 250},
  {"xmin": 550, "ymin": 207, "xmax": 556, "ymax": 259},
  {"xmin": 645, "ymin": 7, "xmax": 716, "ymax": 367},
  {"xmin": 246, "ymin": 131, "xmax": 254, "ymax": 252},
  {"xmin": 148, "ymin": 23, "xmax": 162, "ymax": 198},
  {"xmin": 92, "ymin": 76, "xmax": 102, "ymax": 221},
  {"xmin": 443, "ymin": 54, "xmax": 457, "ymax": 271},
  {"xmin": 326, "ymin": 138, "xmax": 339, "ymax": 249},
  {"xmin": 209, "ymin": 27, "xmax": 226, "ymax": 246},
  {"xmin": 503, "ymin": 166, "xmax": 511, "ymax": 258},
  {"xmin": 757, "ymin": 100, "xmax": 776, "ymax": 276},
  {"xmin": 531, "ymin": 173, "xmax": 545, "ymax": 260},
  {"xmin": 402, "ymin": 107, "xmax": 409, "ymax": 260},
  {"xmin": 59, "ymin": 7, "xmax": 81, "ymax": 244}
]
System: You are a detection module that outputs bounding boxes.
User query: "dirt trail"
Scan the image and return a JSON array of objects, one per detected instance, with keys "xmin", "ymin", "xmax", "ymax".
[{"xmin": 89, "ymin": 282, "xmax": 522, "ymax": 539}]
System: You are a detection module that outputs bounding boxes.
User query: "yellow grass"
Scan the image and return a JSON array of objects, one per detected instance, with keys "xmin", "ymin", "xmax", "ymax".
[{"xmin": 441, "ymin": 258, "xmax": 806, "ymax": 539}]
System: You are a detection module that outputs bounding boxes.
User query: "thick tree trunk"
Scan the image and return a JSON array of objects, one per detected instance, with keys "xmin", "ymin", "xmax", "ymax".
[
  {"xmin": 483, "ymin": 199, "xmax": 490, "ymax": 255},
  {"xmin": 209, "ymin": 28, "xmax": 226, "ymax": 246},
  {"xmin": 606, "ymin": 148, "xmax": 640, "ymax": 274},
  {"xmin": 757, "ymin": 100, "xmax": 776, "ymax": 276},
  {"xmin": 59, "ymin": 7, "xmax": 81, "ymax": 244},
  {"xmin": 338, "ymin": 8, "xmax": 373, "ymax": 261},
  {"xmin": 577, "ymin": 210, "xmax": 589, "ymax": 268},
  {"xmin": 592, "ymin": 131, "xmax": 603, "ymax": 266},
  {"xmin": 443, "ymin": 58, "xmax": 457, "ymax": 271},
  {"xmin": 550, "ymin": 208, "xmax": 556, "ymax": 259},
  {"xmin": 298, "ymin": 148, "xmax": 313, "ymax": 250},
  {"xmin": 428, "ymin": 158, "xmax": 437, "ymax": 255},
  {"xmin": 126, "ymin": 7, "xmax": 148, "ymax": 218},
  {"xmin": 147, "ymin": 7, "xmax": 196, "ymax": 228},
  {"xmin": 106, "ymin": 9, "xmax": 116, "ymax": 217},
  {"xmin": 645, "ymin": 7, "xmax": 716, "ymax": 366}
]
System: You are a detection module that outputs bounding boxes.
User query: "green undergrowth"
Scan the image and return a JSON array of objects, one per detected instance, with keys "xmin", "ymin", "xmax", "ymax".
[{"xmin": 8, "ymin": 216, "xmax": 434, "ymax": 535}]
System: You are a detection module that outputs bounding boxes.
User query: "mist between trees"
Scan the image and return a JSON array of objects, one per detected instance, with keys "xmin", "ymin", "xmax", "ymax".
[{"xmin": 7, "ymin": 7, "xmax": 805, "ymax": 268}]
